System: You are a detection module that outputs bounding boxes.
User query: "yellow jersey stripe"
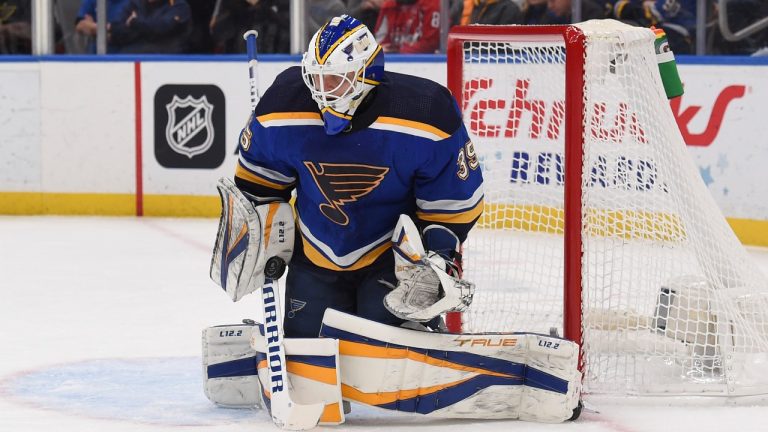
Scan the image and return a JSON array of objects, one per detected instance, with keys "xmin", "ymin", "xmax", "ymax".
[
  {"xmin": 257, "ymin": 112, "xmax": 322, "ymax": 122},
  {"xmin": 302, "ymin": 236, "xmax": 391, "ymax": 271},
  {"xmin": 235, "ymin": 164, "xmax": 293, "ymax": 190},
  {"xmin": 373, "ymin": 116, "xmax": 451, "ymax": 140},
  {"xmin": 416, "ymin": 199, "xmax": 484, "ymax": 224}
]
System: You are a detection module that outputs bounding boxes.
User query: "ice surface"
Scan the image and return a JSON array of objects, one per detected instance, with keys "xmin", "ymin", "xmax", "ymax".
[{"xmin": 1, "ymin": 216, "xmax": 767, "ymax": 432}]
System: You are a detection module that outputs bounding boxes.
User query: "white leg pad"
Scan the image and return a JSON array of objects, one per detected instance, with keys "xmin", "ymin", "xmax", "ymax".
[
  {"xmin": 320, "ymin": 309, "xmax": 581, "ymax": 423},
  {"xmin": 202, "ymin": 323, "xmax": 262, "ymax": 408},
  {"xmin": 251, "ymin": 329, "xmax": 345, "ymax": 425}
]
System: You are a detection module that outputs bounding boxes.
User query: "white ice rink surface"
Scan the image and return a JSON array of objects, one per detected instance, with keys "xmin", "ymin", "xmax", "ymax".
[{"xmin": 2, "ymin": 216, "xmax": 768, "ymax": 432}]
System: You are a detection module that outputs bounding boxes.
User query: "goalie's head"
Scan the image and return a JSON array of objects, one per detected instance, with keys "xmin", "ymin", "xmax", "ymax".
[{"xmin": 301, "ymin": 15, "xmax": 384, "ymax": 135}]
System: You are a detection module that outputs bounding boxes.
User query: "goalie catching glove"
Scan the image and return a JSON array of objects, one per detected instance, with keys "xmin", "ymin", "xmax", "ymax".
[
  {"xmin": 209, "ymin": 177, "xmax": 295, "ymax": 302},
  {"xmin": 382, "ymin": 214, "xmax": 475, "ymax": 322}
]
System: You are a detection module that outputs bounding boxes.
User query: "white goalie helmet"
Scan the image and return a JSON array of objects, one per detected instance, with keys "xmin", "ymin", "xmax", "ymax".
[{"xmin": 301, "ymin": 15, "xmax": 385, "ymax": 135}]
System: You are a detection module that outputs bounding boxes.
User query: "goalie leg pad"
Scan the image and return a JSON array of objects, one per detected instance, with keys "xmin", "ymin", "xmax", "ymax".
[
  {"xmin": 251, "ymin": 326, "xmax": 345, "ymax": 425},
  {"xmin": 320, "ymin": 308, "xmax": 581, "ymax": 423},
  {"xmin": 202, "ymin": 322, "xmax": 262, "ymax": 408},
  {"xmin": 209, "ymin": 177, "xmax": 295, "ymax": 302}
]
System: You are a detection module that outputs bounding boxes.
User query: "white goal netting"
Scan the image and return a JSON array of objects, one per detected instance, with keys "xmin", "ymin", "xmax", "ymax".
[{"xmin": 454, "ymin": 20, "xmax": 768, "ymax": 397}]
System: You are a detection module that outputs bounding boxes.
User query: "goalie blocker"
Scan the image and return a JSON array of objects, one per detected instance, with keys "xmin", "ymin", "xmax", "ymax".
[
  {"xmin": 209, "ymin": 177, "xmax": 294, "ymax": 302},
  {"xmin": 203, "ymin": 310, "xmax": 582, "ymax": 425}
]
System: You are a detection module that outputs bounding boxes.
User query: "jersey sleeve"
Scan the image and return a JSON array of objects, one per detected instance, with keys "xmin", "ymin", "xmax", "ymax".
[
  {"xmin": 234, "ymin": 113, "xmax": 297, "ymax": 202},
  {"xmin": 413, "ymin": 101, "xmax": 484, "ymax": 244}
]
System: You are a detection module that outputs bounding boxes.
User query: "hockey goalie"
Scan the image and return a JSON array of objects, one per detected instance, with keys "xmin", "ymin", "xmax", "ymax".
[
  {"xmin": 203, "ymin": 14, "xmax": 581, "ymax": 430},
  {"xmin": 205, "ymin": 183, "xmax": 581, "ymax": 429}
]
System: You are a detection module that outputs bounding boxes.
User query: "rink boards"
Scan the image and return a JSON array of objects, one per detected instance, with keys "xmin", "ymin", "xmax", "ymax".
[{"xmin": 0, "ymin": 55, "xmax": 765, "ymax": 245}]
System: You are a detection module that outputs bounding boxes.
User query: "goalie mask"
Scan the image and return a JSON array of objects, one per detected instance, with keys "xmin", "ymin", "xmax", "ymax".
[{"xmin": 301, "ymin": 15, "xmax": 385, "ymax": 135}]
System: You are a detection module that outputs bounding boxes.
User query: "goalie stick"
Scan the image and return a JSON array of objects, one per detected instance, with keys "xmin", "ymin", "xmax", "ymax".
[{"xmin": 243, "ymin": 30, "xmax": 324, "ymax": 430}]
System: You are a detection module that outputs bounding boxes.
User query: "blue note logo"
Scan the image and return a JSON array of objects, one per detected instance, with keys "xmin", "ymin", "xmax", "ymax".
[
  {"xmin": 287, "ymin": 298, "xmax": 307, "ymax": 318},
  {"xmin": 155, "ymin": 84, "xmax": 225, "ymax": 169},
  {"xmin": 304, "ymin": 162, "xmax": 389, "ymax": 226}
]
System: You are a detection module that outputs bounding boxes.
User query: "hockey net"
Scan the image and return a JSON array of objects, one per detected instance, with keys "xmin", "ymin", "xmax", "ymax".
[{"xmin": 448, "ymin": 20, "xmax": 768, "ymax": 397}]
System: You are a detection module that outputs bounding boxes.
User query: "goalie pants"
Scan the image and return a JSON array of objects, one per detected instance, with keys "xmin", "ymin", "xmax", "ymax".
[{"xmin": 284, "ymin": 257, "xmax": 406, "ymax": 338}]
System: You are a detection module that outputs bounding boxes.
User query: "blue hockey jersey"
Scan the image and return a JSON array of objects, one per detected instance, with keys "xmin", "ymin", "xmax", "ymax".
[{"xmin": 235, "ymin": 66, "xmax": 484, "ymax": 271}]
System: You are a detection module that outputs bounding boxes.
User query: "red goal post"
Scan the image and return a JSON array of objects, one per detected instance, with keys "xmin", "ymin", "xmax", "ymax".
[
  {"xmin": 445, "ymin": 21, "xmax": 768, "ymax": 397},
  {"xmin": 445, "ymin": 25, "xmax": 587, "ymax": 347}
]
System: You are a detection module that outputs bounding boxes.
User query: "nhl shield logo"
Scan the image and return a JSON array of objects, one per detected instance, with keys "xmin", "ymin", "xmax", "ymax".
[
  {"xmin": 154, "ymin": 84, "xmax": 225, "ymax": 169},
  {"xmin": 165, "ymin": 95, "xmax": 215, "ymax": 158}
]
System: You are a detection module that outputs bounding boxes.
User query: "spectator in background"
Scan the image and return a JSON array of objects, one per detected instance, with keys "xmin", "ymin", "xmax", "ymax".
[
  {"xmin": 210, "ymin": 0, "xmax": 289, "ymax": 54},
  {"xmin": 541, "ymin": 0, "xmax": 605, "ymax": 24},
  {"xmin": 521, "ymin": 0, "xmax": 548, "ymax": 24},
  {"xmin": 109, "ymin": 0, "xmax": 191, "ymax": 53},
  {"xmin": 185, "ymin": 0, "xmax": 215, "ymax": 53},
  {"xmin": 374, "ymin": 0, "xmax": 441, "ymax": 53},
  {"xmin": 469, "ymin": 0, "xmax": 523, "ymax": 24},
  {"xmin": 609, "ymin": 1, "xmax": 695, "ymax": 53},
  {"xmin": 347, "ymin": 0, "xmax": 385, "ymax": 31},
  {"xmin": 448, "ymin": 0, "xmax": 464, "ymax": 25},
  {"xmin": 75, "ymin": 0, "xmax": 130, "ymax": 53},
  {"xmin": 460, "ymin": 0, "xmax": 473, "ymax": 24},
  {"xmin": 0, "ymin": 0, "xmax": 31, "ymax": 54}
]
